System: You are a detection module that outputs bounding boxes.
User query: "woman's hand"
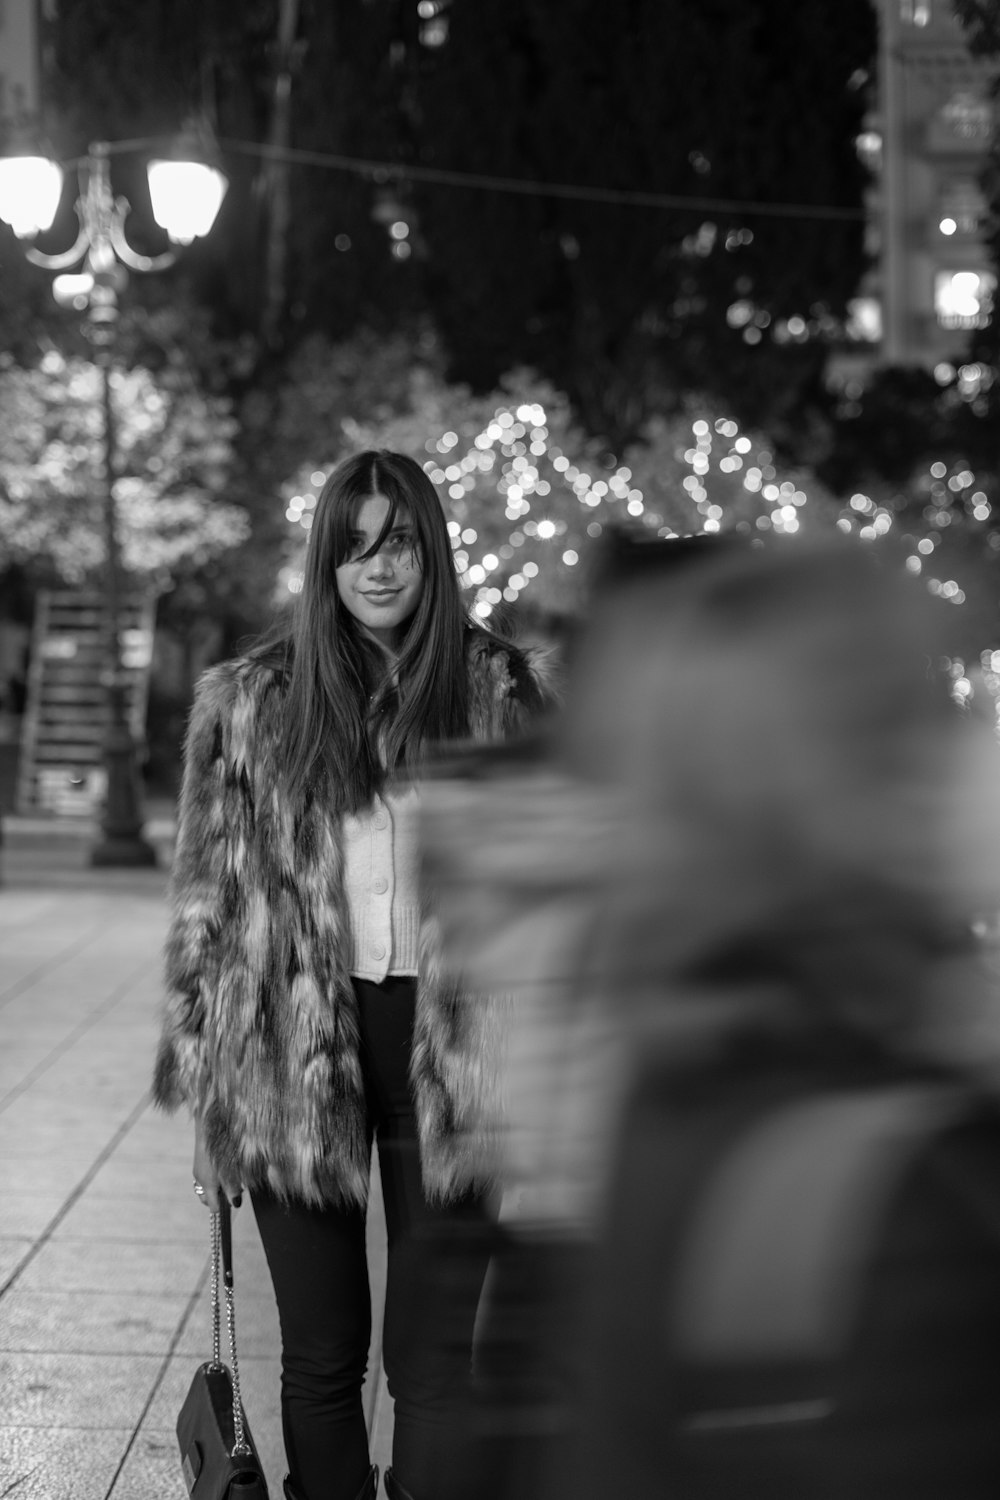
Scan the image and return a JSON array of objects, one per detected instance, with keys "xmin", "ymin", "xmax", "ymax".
[{"xmin": 192, "ymin": 1116, "xmax": 243, "ymax": 1212}]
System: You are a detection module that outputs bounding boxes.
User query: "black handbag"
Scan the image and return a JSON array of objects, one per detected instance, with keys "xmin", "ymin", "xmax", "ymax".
[{"xmin": 176, "ymin": 1198, "xmax": 270, "ymax": 1499}]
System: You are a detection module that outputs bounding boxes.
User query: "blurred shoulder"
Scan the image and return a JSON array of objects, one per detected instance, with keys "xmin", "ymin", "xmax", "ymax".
[{"xmin": 465, "ymin": 627, "xmax": 563, "ymax": 714}]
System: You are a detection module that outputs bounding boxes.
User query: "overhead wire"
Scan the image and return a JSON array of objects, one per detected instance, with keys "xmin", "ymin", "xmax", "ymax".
[
  {"xmin": 78, "ymin": 135, "xmax": 863, "ymax": 225},
  {"xmin": 80, "ymin": 133, "xmax": 864, "ymax": 225},
  {"xmin": 218, "ymin": 136, "xmax": 866, "ymax": 223}
]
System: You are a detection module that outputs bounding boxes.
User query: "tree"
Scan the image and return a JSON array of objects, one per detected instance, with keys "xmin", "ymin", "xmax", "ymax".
[
  {"xmin": 0, "ymin": 347, "xmax": 247, "ymax": 585},
  {"xmin": 953, "ymin": 0, "xmax": 1000, "ymax": 60},
  {"xmin": 270, "ymin": 336, "xmax": 841, "ymax": 623}
]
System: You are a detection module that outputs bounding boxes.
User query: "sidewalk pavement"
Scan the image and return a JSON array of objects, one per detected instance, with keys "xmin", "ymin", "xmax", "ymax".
[{"xmin": 0, "ymin": 811, "xmax": 393, "ymax": 1499}]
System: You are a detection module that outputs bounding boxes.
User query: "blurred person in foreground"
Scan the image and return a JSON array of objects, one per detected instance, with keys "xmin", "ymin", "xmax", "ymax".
[
  {"xmin": 422, "ymin": 533, "xmax": 1000, "ymax": 1499},
  {"xmin": 558, "ymin": 535, "xmax": 1000, "ymax": 1493},
  {"xmin": 420, "ymin": 532, "xmax": 745, "ymax": 1496},
  {"xmin": 152, "ymin": 450, "xmax": 554, "ymax": 1500}
]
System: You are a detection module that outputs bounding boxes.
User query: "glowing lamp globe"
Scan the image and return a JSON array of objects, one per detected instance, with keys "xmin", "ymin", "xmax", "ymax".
[
  {"xmin": 0, "ymin": 154, "xmax": 64, "ymax": 239},
  {"xmin": 147, "ymin": 159, "xmax": 227, "ymax": 245}
]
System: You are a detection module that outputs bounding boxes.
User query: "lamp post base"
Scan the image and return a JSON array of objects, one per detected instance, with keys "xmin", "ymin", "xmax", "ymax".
[
  {"xmin": 88, "ymin": 684, "xmax": 158, "ymax": 869},
  {"xmin": 89, "ymin": 833, "xmax": 158, "ymax": 868},
  {"xmin": 89, "ymin": 828, "xmax": 158, "ymax": 876}
]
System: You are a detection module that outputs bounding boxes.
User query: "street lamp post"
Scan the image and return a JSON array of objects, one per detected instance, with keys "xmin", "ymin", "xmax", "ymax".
[{"xmin": 0, "ymin": 128, "xmax": 226, "ymax": 866}]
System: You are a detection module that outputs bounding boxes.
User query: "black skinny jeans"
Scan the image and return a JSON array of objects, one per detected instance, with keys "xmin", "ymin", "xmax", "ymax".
[{"xmin": 252, "ymin": 976, "xmax": 493, "ymax": 1500}]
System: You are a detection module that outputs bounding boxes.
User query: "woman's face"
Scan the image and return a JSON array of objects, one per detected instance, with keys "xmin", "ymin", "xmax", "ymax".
[{"xmin": 335, "ymin": 494, "xmax": 424, "ymax": 650}]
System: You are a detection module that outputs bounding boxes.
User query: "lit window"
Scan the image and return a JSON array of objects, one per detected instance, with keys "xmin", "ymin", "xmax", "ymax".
[
  {"xmin": 934, "ymin": 270, "xmax": 996, "ymax": 329},
  {"xmin": 901, "ymin": 1, "xmax": 932, "ymax": 25},
  {"xmin": 855, "ymin": 131, "xmax": 882, "ymax": 171},
  {"xmin": 940, "ymin": 91, "xmax": 993, "ymax": 142},
  {"xmin": 846, "ymin": 297, "xmax": 882, "ymax": 342},
  {"xmin": 937, "ymin": 179, "xmax": 985, "ymax": 237},
  {"xmin": 418, "ymin": 0, "xmax": 449, "ymax": 44},
  {"xmin": 420, "ymin": 19, "xmax": 449, "ymax": 46}
]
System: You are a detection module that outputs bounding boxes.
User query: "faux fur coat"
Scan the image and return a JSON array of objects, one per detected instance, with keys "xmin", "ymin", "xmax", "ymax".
[{"xmin": 152, "ymin": 631, "xmax": 553, "ymax": 1207}]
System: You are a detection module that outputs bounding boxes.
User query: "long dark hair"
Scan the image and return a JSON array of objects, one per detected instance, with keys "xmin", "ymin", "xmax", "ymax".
[{"xmin": 260, "ymin": 450, "xmax": 473, "ymax": 811}]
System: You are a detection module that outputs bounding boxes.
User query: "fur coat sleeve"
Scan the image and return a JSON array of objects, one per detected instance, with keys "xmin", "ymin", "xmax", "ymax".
[
  {"xmin": 154, "ymin": 660, "xmax": 244, "ymax": 1115},
  {"xmin": 152, "ymin": 635, "xmax": 558, "ymax": 1208}
]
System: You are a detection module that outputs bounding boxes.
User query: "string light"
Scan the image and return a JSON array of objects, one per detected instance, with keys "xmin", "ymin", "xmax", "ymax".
[
  {"xmin": 278, "ymin": 397, "xmax": 993, "ymax": 629},
  {"xmin": 832, "ymin": 452, "xmax": 1000, "ymax": 608}
]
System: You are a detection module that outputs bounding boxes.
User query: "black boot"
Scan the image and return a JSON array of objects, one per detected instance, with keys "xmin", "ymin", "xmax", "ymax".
[
  {"xmin": 283, "ymin": 1466, "xmax": 379, "ymax": 1500},
  {"xmin": 383, "ymin": 1469, "xmax": 416, "ymax": 1500}
]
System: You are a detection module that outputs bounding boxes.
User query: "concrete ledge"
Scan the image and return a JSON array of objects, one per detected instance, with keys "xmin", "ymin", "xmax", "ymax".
[{"xmin": 0, "ymin": 808, "xmax": 175, "ymax": 888}]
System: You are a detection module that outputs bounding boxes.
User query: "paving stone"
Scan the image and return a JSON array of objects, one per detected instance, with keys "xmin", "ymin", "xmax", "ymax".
[
  {"xmin": 105, "ymin": 1426, "xmax": 193, "ymax": 1500},
  {"xmin": 0, "ymin": 1287, "xmax": 193, "ymax": 1356},
  {"xmin": 0, "ymin": 1238, "xmax": 34, "ymax": 1287},
  {"xmin": 1, "ymin": 1131, "xmax": 132, "ymax": 1175},
  {"xmin": 0, "ymin": 1040, "xmax": 62, "ymax": 1082},
  {"xmin": 0, "ymin": 1155, "xmax": 100, "ymax": 1204},
  {"xmin": 3, "ymin": 985, "xmax": 130, "ymax": 1018},
  {"xmin": 105, "ymin": 1114, "xmax": 186, "ymax": 1146},
  {"xmin": 0, "ymin": 1424, "xmax": 134, "ymax": 1500},
  {"xmin": 0, "ymin": 1351, "xmax": 162, "ymax": 1428},
  {"xmin": 0, "ymin": 891, "xmax": 61, "ymax": 927},
  {"xmin": 3, "ymin": 1094, "xmax": 146, "ymax": 1138},
  {"xmin": 15, "ymin": 1236, "xmax": 207, "ymax": 1298},
  {"xmin": 2, "ymin": 982, "xmax": 112, "ymax": 1012},
  {"xmin": 91, "ymin": 1170, "xmax": 197, "ymax": 1211},
  {"xmin": 108, "ymin": 1135, "xmax": 196, "ymax": 1174},
  {"xmin": 110, "ymin": 1112, "xmax": 193, "ymax": 1156},
  {"xmin": 0, "ymin": 872, "xmax": 397, "ymax": 1498},
  {"xmin": 52, "ymin": 1188, "xmax": 202, "ymax": 1243},
  {"xmin": 10, "ymin": 1070, "xmax": 140, "ymax": 1106},
  {"xmin": 0, "ymin": 1024, "xmax": 101, "ymax": 1055},
  {"xmin": 79, "ymin": 1154, "xmax": 194, "ymax": 1200},
  {"xmin": 0, "ymin": 1193, "xmax": 65, "ymax": 1239},
  {"xmin": 0, "ymin": 940, "xmax": 114, "ymax": 999}
]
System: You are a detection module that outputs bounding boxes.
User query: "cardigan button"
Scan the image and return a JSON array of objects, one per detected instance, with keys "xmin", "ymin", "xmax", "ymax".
[
  {"xmin": 371, "ymin": 942, "xmax": 387, "ymax": 960},
  {"xmin": 372, "ymin": 876, "xmax": 389, "ymax": 895},
  {"xmin": 372, "ymin": 812, "xmax": 388, "ymax": 830}
]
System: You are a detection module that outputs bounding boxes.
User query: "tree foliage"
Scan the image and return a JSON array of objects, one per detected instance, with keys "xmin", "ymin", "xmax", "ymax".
[
  {"xmin": 952, "ymin": 0, "xmax": 1000, "ymax": 57},
  {"xmin": 269, "ymin": 332, "xmax": 839, "ymax": 622},
  {"xmin": 0, "ymin": 347, "xmax": 247, "ymax": 585}
]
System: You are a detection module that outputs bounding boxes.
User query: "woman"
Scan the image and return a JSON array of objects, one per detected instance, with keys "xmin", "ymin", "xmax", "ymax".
[{"xmin": 153, "ymin": 450, "xmax": 553, "ymax": 1500}]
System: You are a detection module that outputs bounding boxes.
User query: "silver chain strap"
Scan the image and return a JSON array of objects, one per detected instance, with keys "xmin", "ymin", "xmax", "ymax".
[
  {"xmin": 224, "ymin": 1272, "xmax": 250, "ymax": 1455},
  {"xmin": 209, "ymin": 1207, "xmax": 251, "ymax": 1458},
  {"xmin": 210, "ymin": 1209, "xmax": 222, "ymax": 1370}
]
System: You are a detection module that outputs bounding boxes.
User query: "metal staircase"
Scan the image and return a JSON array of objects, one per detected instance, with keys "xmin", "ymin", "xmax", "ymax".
[{"xmin": 16, "ymin": 590, "xmax": 155, "ymax": 815}]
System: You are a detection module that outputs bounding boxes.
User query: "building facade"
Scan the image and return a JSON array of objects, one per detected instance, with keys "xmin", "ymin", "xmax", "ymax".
[
  {"xmin": 0, "ymin": 0, "xmax": 45, "ymax": 132},
  {"xmin": 873, "ymin": 0, "xmax": 997, "ymax": 371}
]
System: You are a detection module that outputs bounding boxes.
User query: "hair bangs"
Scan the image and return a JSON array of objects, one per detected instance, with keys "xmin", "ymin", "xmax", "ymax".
[{"xmin": 329, "ymin": 483, "xmax": 401, "ymax": 569}]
